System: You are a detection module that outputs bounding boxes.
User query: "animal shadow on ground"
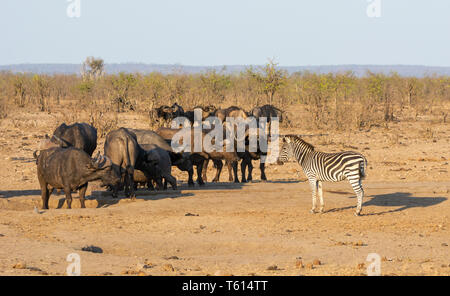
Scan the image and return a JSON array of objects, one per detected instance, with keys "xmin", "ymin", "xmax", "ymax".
[
  {"xmin": 56, "ymin": 191, "xmax": 196, "ymax": 209},
  {"xmin": 10, "ymin": 157, "xmax": 36, "ymax": 163},
  {"xmin": 0, "ymin": 190, "xmax": 41, "ymax": 198},
  {"xmin": 262, "ymin": 179, "xmax": 303, "ymax": 184},
  {"xmin": 184, "ymin": 182, "xmax": 245, "ymax": 191},
  {"xmin": 327, "ymin": 192, "xmax": 447, "ymax": 216}
]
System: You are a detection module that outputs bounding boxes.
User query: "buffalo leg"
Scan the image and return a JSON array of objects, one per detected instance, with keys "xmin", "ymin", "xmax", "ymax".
[
  {"xmin": 187, "ymin": 168, "xmax": 194, "ymax": 187},
  {"xmin": 226, "ymin": 161, "xmax": 234, "ymax": 182},
  {"xmin": 202, "ymin": 159, "xmax": 209, "ymax": 182},
  {"xmin": 41, "ymin": 184, "xmax": 50, "ymax": 210},
  {"xmin": 247, "ymin": 160, "xmax": 254, "ymax": 181},
  {"xmin": 38, "ymin": 171, "xmax": 51, "ymax": 209},
  {"xmin": 196, "ymin": 160, "xmax": 205, "ymax": 186},
  {"xmin": 232, "ymin": 161, "xmax": 239, "ymax": 183},
  {"xmin": 240, "ymin": 157, "xmax": 253, "ymax": 183},
  {"xmin": 64, "ymin": 186, "xmax": 73, "ymax": 209},
  {"xmin": 260, "ymin": 161, "xmax": 267, "ymax": 181},
  {"xmin": 78, "ymin": 183, "xmax": 88, "ymax": 208},
  {"xmin": 164, "ymin": 174, "xmax": 177, "ymax": 190},
  {"xmin": 212, "ymin": 160, "xmax": 223, "ymax": 182},
  {"xmin": 126, "ymin": 166, "xmax": 136, "ymax": 199}
]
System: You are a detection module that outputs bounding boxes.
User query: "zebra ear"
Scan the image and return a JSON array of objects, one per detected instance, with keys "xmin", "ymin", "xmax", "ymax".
[{"xmin": 283, "ymin": 136, "xmax": 291, "ymax": 143}]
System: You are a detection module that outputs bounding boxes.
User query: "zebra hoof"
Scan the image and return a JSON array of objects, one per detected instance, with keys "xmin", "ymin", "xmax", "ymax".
[
  {"xmin": 319, "ymin": 208, "xmax": 325, "ymax": 214},
  {"xmin": 310, "ymin": 209, "xmax": 316, "ymax": 214},
  {"xmin": 354, "ymin": 211, "xmax": 361, "ymax": 216}
]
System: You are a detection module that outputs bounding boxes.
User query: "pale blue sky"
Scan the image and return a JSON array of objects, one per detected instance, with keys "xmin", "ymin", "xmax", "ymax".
[{"xmin": 1, "ymin": 0, "xmax": 449, "ymax": 66}]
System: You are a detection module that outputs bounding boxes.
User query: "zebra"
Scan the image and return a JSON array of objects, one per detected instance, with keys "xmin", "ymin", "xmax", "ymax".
[{"xmin": 277, "ymin": 135, "xmax": 368, "ymax": 216}]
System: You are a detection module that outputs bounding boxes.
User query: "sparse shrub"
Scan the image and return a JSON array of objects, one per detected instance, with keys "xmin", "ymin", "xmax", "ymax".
[
  {"xmin": 31, "ymin": 74, "xmax": 51, "ymax": 112},
  {"xmin": 0, "ymin": 60, "xmax": 448, "ymax": 133},
  {"xmin": 0, "ymin": 99, "xmax": 7, "ymax": 119}
]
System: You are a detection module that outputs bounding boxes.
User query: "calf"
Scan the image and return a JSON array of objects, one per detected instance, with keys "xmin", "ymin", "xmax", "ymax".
[
  {"xmin": 131, "ymin": 128, "xmax": 194, "ymax": 187},
  {"xmin": 142, "ymin": 143, "xmax": 177, "ymax": 190}
]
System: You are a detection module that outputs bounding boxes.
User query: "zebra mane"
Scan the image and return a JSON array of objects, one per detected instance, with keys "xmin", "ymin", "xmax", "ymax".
[{"xmin": 285, "ymin": 135, "xmax": 315, "ymax": 151}]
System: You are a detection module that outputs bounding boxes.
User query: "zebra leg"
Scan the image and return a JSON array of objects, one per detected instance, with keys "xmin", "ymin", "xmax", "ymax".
[
  {"xmin": 309, "ymin": 179, "xmax": 318, "ymax": 214},
  {"xmin": 318, "ymin": 181, "xmax": 324, "ymax": 213},
  {"xmin": 350, "ymin": 178, "xmax": 364, "ymax": 216}
]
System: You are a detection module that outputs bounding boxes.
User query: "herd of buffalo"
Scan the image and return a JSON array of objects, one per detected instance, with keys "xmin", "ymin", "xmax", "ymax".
[{"xmin": 33, "ymin": 104, "xmax": 285, "ymax": 209}]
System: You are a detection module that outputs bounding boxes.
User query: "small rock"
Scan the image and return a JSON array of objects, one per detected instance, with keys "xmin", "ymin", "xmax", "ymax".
[
  {"xmin": 185, "ymin": 213, "xmax": 199, "ymax": 216},
  {"xmin": 313, "ymin": 259, "xmax": 321, "ymax": 266},
  {"xmin": 13, "ymin": 262, "xmax": 27, "ymax": 269},
  {"xmin": 81, "ymin": 245, "xmax": 103, "ymax": 253},
  {"xmin": 166, "ymin": 256, "xmax": 180, "ymax": 260},
  {"xmin": 267, "ymin": 265, "xmax": 278, "ymax": 271},
  {"xmin": 441, "ymin": 243, "xmax": 448, "ymax": 247},
  {"xmin": 102, "ymin": 272, "xmax": 113, "ymax": 276},
  {"xmin": 0, "ymin": 234, "xmax": 4, "ymax": 237},
  {"xmin": 162, "ymin": 264, "xmax": 175, "ymax": 272}
]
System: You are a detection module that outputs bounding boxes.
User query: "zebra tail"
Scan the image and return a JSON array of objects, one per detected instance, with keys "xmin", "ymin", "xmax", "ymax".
[{"xmin": 359, "ymin": 157, "xmax": 368, "ymax": 180}]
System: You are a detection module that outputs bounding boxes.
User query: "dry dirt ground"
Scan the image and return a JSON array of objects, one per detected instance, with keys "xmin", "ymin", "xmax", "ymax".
[{"xmin": 0, "ymin": 109, "xmax": 449, "ymax": 276}]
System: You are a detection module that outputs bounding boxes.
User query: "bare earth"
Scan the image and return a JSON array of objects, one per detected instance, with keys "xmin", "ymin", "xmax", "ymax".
[{"xmin": 0, "ymin": 109, "xmax": 449, "ymax": 276}]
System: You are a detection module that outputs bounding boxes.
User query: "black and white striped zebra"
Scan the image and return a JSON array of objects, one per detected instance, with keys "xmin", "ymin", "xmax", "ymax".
[{"xmin": 277, "ymin": 135, "xmax": 368, "ymax": 216}]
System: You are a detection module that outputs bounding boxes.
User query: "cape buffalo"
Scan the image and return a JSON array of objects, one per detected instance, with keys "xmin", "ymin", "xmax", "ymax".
[
  {"xmin": 131, "ymin": 128, "xmax": 194, "ymax": 187},
  {"xmin": 51, "ymin": 123, "xmax": 97, "ymax": 156},
  {"xmin": 156, "ymin": 127, "xmax": 240, "ymax": 184},
  {"xmin": 104, "ymin": 128, "xmax": 158, "ymax": 199},
  {"xmin": 142, "ymin": 144, "xmax": 177, "ymax": 190},
  {"xmin": 35, "ymin": 147, "xmax": 120, "ymax": 209}
]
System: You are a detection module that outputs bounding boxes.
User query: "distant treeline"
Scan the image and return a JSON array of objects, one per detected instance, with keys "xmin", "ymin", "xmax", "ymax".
[
  {"xmin": 0, "ymin": 62, "xmax": 448, "ymax": 134},
  {"xmin": 1, "ymin": 63, "xmax": 450, "ymax": 77}
]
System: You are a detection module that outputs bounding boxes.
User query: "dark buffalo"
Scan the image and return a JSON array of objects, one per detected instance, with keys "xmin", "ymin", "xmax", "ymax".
[
  {"xmin": 151, "ymin": 103, "xmax": 185, "ymax": 127},
  {"xmin": 183, "ymin": 105, "xmax": 217, "ymax": 124},
  {"xmin": 133, "ymin": 168, "xmax": 164, "ymax": 190},
  {"xmin": 51, "ymin": 123, "xmax": 97, "ymax": 156},
  {"xmin": 129, "ymin": 129, "xmax": 173, "ymax": 151},
  {"xmin": 104, "ymin": 128, "xmax": 158, "ymax": 199},
  {"xmin": 142, "ymin": 144, "xmax": 177, "ymax": 190},
  {"xmin": 130, "ymin": 128, "xmax": 194, "ymax": 187},
  {"xmin": 156, "ymin": 127, "xmax": 240, "ymax": 184},
  {"xmin": 35, "ymin": 147, "xmax": 120, "ymax": 209},
  {"xmin": 249, "ymin": 104, "xmax": 283, "ymax": 122},
  {"xmin": 214, "ymin": 106, "xmax": 248, "ymax": 123}
]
